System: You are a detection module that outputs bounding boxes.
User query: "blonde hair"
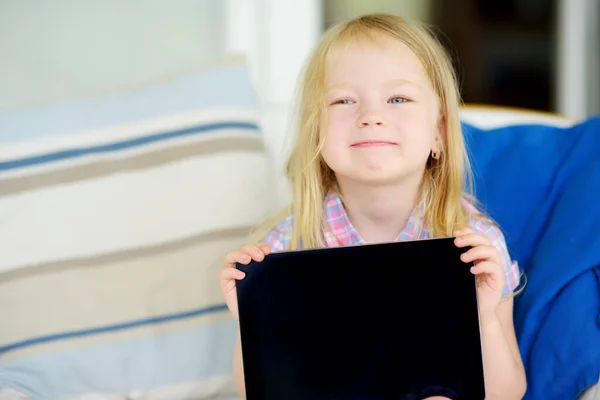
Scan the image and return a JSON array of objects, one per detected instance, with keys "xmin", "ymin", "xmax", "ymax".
[{"xmin": 255, "ymin": 13, "xmax": 475, "ymax": 250}]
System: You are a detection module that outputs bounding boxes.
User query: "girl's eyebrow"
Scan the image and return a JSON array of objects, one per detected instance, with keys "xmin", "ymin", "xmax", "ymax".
[
  {"xmin": 325, "ymin": 82, "xmax": 355, "ymax": 91},
  {"xmin": 386, "ymin": 78, "xmax": 421, "ymax": 89},
  {"xmin": 326, "ymin": 78, "xmax": 420, "ymax": 91}
]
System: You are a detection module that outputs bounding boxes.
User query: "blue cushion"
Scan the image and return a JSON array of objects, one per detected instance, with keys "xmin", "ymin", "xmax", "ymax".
[{"xmin": 463, "ymin": 116, "xmax": 600, "ymax": 400}]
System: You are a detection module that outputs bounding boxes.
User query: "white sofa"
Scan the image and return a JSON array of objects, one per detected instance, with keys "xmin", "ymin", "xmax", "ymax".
[{"xmin": 0, "ymin": 55, "xmax": 274, "ymax": 399}]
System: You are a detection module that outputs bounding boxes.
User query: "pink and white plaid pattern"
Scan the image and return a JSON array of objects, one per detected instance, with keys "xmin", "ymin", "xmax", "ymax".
[{"xmin": 263, "ymin": 189, "xmax": 521, "ymax": 295}]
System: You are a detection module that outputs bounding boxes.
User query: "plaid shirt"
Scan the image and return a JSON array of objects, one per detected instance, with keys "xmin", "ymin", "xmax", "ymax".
[{"xmin": 263, "ymin": 189, "xmax": 521, "ymax": 295}]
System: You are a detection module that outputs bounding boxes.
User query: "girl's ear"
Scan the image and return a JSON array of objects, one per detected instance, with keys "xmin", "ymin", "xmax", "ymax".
[
  {"xmin": 432, "ymin": 113, "xmax": 446, "ymax": 154},
  {"xmin": 437, "ymin": 113, "xmax": 447, "ymax": 141}
]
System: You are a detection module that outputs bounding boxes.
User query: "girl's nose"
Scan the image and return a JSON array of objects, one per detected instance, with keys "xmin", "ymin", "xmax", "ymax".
[{"xmin": 357, "ymin": 112, "xmax": 386, "ymax": 127}]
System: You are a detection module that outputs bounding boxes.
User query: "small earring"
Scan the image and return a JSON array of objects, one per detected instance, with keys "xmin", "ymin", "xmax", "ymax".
[{"xmin": 431, "ymin": 150, "xmax": 440, "ymax": 160}]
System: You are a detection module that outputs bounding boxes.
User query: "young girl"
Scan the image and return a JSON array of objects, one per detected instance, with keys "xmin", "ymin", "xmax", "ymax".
[{"xmin": 219, "ymin": 13, "xmax": 526, "ymax": 400}]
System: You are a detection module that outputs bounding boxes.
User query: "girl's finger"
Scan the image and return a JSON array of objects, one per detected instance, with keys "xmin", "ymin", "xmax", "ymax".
[
  {"xmin": 240, "ymin": 244, "xmax": 267, "ymax": 262},
  {"xmin": 224, "ymin": 250, "xmax": 252, "ymax": 267},
  {"xmin": 257, "ymin": 242, "xmax": 272, "ymax": 255},
  {"xmin": 469, "ymin": 261, "xmax": 503, "ymax": 282},
  {"xmin": 454, "ymin": 232, "xmax": 491, "ymax": 248},
  {"xmin": 453, "ymin": 227, "xmax": 474, "ymax": 236},
  {"xmin": 470, "ymin": 261, "xmax": 504, "ymax": 292},
  {"xmin": 460, "ymin": 245, "xmax": 502, "ymax": 265},
  {"xmin": 219, "ymin": 266, "xmax": 246, "ymax": 283}
]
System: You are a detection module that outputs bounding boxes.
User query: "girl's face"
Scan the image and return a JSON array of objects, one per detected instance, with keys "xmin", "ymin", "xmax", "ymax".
[{"xmin": 321, "ymin": 36, "xmax": 443, "ymax": 187}]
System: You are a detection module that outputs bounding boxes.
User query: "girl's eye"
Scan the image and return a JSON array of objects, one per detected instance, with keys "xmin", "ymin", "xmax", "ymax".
[
  {"xmin": 389, "ymin": 97, "xmax": 407, "ymax": 104},
  {"xmin": 332, "ymin": 98, "xmax": 354, "ymax": 105}
]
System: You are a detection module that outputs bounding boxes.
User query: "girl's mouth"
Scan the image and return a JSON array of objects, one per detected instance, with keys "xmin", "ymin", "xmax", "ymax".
[{"xmin": 350, "ymin": 140, "xmax": 397, "ymax": 147}]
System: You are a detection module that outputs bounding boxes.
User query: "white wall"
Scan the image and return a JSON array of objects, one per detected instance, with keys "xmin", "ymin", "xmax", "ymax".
[
  {"xmin": 0, "ymin": 0, "xmax": 226, "ymax": 108},
  {"xmin": 555, "ymin": 0, "xmax": 599, "ymax": 119},
  {"xmin": 323, "ymin": 0, "xmax": 432, "ymax": 25},
  {"xmin": 226, "ymin": 0, "xmax": 322, "ymax": 207}
]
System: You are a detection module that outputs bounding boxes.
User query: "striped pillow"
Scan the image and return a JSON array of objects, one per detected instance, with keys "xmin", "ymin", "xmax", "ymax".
[{"xmin": 0, "ymin": 55, "xmax": 272, "ymax": 399}]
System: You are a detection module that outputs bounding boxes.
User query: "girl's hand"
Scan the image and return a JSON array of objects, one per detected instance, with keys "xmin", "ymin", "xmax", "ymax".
[
  {"xmin": 453, "ymin": 228, "xmax": 504, "ymax": 319},
  {"xmin": 219, "ymin": 243, "xmax": 271, "ymax": 320}
]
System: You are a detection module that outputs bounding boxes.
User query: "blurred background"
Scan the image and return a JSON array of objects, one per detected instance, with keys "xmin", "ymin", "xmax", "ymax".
[
  {"xmin": 2, "ymin": 0, "xmax": 599, "ymax": 115},
  {"xmin": 1, "ymin": 0, "xmax": 599, "ymax": 186}
]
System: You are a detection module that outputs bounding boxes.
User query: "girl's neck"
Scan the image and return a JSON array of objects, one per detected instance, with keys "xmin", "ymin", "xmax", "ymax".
[{"xmin": 336, "ymin": 177, "xmax": 421, "ymax": 244}]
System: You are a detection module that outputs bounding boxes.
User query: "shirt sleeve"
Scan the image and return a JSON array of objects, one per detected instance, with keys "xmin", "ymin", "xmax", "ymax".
[
  {"xmin": 469, "ymin": 215, "xmax": 521, "ymax": 296},
  {"xmin": 261, "ymin": 214, "xmax": 293, "ymax": 253}
]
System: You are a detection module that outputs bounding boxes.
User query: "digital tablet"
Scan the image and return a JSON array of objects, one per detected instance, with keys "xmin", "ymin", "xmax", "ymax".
[{"xmin": 236, "ymin": 237, "xmax": 485, "ymax": 400}]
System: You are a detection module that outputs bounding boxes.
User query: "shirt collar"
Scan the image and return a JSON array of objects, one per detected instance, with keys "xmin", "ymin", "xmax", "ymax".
[{"xmin": 322, "ymin": 187, "xmax": 427, "ymax": 247}]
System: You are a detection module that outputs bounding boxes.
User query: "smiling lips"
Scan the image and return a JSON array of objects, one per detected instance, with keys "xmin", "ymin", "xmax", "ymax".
[{"xmin": 350, "ymin": 140, "xmax": 397, "ymax": 147}]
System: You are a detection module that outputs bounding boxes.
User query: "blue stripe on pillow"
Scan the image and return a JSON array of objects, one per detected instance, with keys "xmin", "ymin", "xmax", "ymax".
[
  {"xmin": 0, "ymin": 303, "xmax": 227, "ymax": 356},
  {"xmin": 0, "ymin": 65, "xmax": 257, "ymax": 143},
  {"xmin": 0, "ymin": 318, "xmax": 238, "ymax": 399},
  {"xmin": 0, "ymin": 121, "xmax": 259, "ymax": 172}
]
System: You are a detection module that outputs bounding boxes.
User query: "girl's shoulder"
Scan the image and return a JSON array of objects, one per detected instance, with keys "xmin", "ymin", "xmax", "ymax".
[
  {"xmin": 261, "ymin": 213, "xmax": 294, "ymax": 253},
  {"xmin": 461, "ymin": 197, "xmax": 503, "ymax": 239}
]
